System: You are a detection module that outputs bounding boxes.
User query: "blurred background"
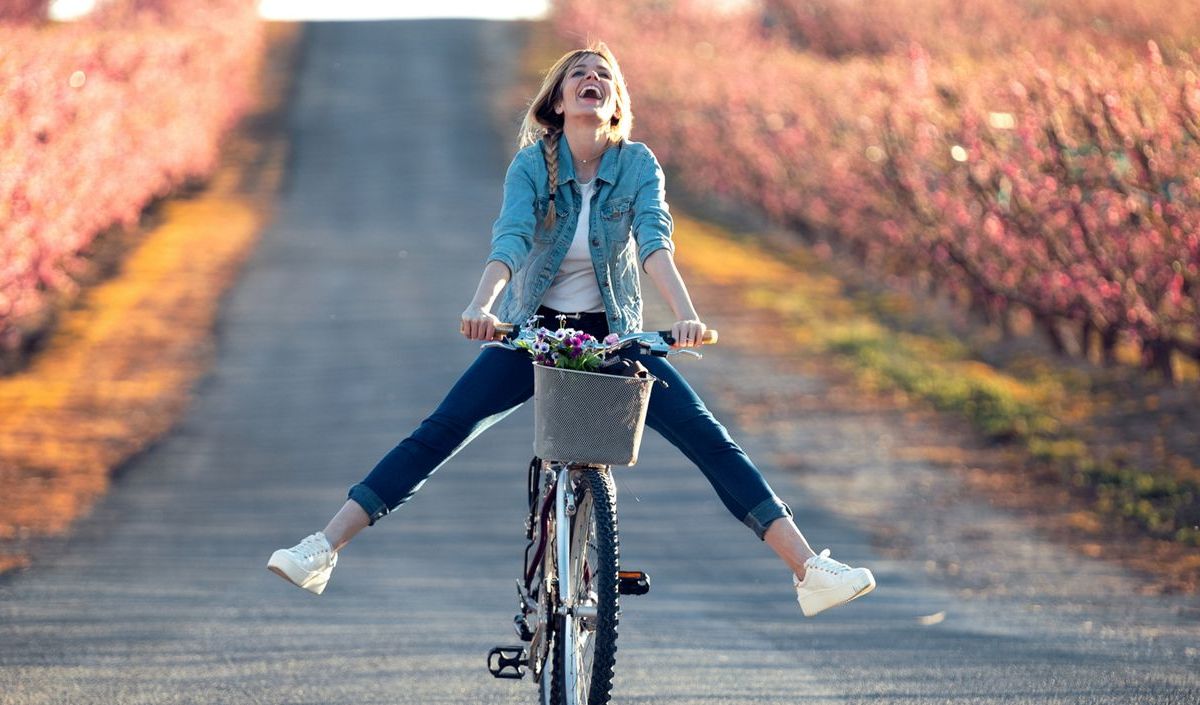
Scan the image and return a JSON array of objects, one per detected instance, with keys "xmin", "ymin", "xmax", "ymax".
[
  {"xmin": 0, "ymin": 2, "xmax": 1197, "ymax": 702},
  {"xmin": 1, "ymin": 0, "xmax": 1197, "ymax": 587}
]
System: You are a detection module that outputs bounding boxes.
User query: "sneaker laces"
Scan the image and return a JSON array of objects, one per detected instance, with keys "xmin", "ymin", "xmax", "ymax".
[
  {"xmin": 296, "ymin": 533, "xmax": 334, "ymax": 563},
  {"xmin": 805, "ymin": 549, "xmax": 851, "ymax": 576}
]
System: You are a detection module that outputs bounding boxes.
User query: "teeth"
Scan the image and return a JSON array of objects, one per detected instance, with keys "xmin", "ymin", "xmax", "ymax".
[{"xmin": 579, "ymin": 86, "xmax": 602, "ymax": 99}]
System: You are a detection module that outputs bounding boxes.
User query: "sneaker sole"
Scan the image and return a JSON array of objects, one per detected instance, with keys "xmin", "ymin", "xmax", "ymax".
[
  {"xmin": 267, "ymin": 550, "xmax": 331, "ymax": 595},
  {"xmin": 797, "ymin": 570, "xmax": 876, "ymax": 617}
]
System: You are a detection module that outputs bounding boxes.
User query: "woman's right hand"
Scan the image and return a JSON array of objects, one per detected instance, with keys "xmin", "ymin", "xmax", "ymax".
[{"xmin": 460, "ymin": 305, "xmax": 501, "ymax": 341}]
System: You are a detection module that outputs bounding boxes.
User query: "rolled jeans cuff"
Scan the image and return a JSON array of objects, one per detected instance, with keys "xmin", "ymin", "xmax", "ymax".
[
  {"xmin": 348, "ymin": 483, "xmax": 389, "ymax": 526},
  {"xmin": 742, "ymin": 497, "xmax": 793, "ymax": 540}
]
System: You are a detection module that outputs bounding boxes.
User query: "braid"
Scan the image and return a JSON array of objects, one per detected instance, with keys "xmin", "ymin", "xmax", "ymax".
[{"xmin": 542, "ymin": 128, "xmax": 561, "ymax": 231}]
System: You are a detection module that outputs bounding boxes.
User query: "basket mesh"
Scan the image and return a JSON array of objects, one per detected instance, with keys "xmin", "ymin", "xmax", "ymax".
[{"xmin": 533, "ymin": 364, "xmax": 654, "ymax": 465}]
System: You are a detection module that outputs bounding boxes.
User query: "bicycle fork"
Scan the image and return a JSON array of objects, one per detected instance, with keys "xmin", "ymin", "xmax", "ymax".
[{"xmin": 555, "ymin": 468, "xmax": 579, "ymax": 698}]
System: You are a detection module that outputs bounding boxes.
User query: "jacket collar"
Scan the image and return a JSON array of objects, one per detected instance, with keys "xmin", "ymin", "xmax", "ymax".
[{"xmin": 555, "ymin": 132, "xmax": 621, "ymax": 187}]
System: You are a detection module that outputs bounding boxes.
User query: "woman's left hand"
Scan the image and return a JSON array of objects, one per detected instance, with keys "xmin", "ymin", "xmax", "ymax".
[{"xmin": 670, "ymin": 319, "xmax": 708, "ymax": 348}]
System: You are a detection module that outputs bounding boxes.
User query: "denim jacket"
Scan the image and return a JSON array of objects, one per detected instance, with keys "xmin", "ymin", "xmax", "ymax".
[{"xmin": 487, "ymin": 133, "xmax": 674, "ymax": 336}]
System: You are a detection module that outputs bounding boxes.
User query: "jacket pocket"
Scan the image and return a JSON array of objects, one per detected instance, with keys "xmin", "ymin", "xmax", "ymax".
[
  {"xmin": 600, "ymin": 196, "xmax": 634, "ymax": 252},
  {"xmin": 600, "ymin": 195, "xmax": 634, "ymax": 221}
]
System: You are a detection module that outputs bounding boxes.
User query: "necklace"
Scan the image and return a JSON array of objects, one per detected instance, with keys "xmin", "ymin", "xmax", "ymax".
[{"xmin": 574, "ymin": 142, "xmax": 610, "ymax": 165}]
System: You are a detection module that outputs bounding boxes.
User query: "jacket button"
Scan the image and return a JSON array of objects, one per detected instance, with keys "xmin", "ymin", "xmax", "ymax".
[{"xmin": 591, "ymin": 239, "xmax": 599, "ymax": 246}]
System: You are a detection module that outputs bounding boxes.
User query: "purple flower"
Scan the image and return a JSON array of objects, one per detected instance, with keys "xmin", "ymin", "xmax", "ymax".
[{"xmin": 603, "ymin": 333, "xmax": 620, "ymax": 345}]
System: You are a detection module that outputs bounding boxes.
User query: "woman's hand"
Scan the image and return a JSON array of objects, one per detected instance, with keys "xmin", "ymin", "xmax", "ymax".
[
  {"xmin": 461, "ymin": 305, "xmax": 501, "ymax": 341},
  {"xmin": 670, "ymin": 318, "xmax": 708, "ymax": 349},
  {"xmin": 460, "ymin": 261, "xmax": 511, "ymax": 341}
]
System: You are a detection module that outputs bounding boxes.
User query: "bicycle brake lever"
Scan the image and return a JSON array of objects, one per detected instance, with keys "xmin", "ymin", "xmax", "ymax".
[
  {"xmin": 673, "ymin": 349, "xmax": 703, "ymax": 359},
  {"xmin": 641, "ymin": 340, "xmax": 672, "ymax": 357}
]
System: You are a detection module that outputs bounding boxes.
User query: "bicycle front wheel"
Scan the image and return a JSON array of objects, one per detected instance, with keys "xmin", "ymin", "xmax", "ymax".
[{"xmin": 550, "ymin": 467, "xmax": 620, "ymax": 705}]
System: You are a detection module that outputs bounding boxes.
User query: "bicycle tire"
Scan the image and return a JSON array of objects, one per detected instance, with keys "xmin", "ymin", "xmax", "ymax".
[
  {"xmin": 549, "ymin": 467, "xmax": 620, "ymax": 705},
  {"xmin": 539, "ymin": 617, "xmax": 558, "ymax": 705}
]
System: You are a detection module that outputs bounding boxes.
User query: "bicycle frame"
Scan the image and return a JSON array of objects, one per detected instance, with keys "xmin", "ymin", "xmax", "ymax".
[
  {"xmin": 487, "ymin": 321, "xmax": 717, "ymax": 704},
  {"xmin": 497, "ymin": 458, "xmax": 604, "ymax": 704},
  {"xmin": 523, "ymin": 463, "xmax": 588, "ymax": 665},
  {"xmin": 555, "ymin": 463, "xmax": 579, "ymax": 703}
]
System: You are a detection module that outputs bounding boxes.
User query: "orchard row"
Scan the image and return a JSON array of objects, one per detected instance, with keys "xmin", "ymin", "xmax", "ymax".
[
  {"xmin": 761, "ymin": 0, "xmax": 1200, "ymax": 58},
  {"xmin": 555, "ymin": 0, "xmax": 1200, "ymax": 380},
  {"xmin": 0, "ymin": 0, "xmax": 262, "ymax": 357}
]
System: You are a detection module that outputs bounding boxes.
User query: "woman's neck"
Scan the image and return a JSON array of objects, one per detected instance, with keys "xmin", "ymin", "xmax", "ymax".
[{"xmin": 562, "ymin": 120, "xmax": 611, "ymax": 166}]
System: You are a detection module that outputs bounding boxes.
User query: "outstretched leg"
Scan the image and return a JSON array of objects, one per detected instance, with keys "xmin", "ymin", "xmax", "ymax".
[
  {"xmin": 634, "ymin": 351, "xmax": 874, "ymax": 615},
  {"xmin": 268, "ymin": 346, "xmax": 533, "ymax": 592},
  {"xmin": 346, "ymin": 345, "xmax": 535, "ymax": 527},
  {"xmin": 635, "ymin": 351, "xmax": 793, "ymax": 539},
  {"xmin": 763, "ymin": 516, "xmax": 817, "ymax": 578},
  {"xmin": 323, "ymin": 500, "xmax": 370, "ymax": 552}
]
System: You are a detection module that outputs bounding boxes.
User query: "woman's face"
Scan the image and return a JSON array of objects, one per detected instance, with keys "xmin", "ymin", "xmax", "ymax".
[{"xmin": 555, "ymin": 53, "xmax": 619, "ymax": 125}]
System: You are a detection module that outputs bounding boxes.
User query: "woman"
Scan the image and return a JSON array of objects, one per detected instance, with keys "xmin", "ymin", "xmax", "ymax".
[{"xmin": 268, "ymin": 42, "xmax": 874, "ymax": 617}]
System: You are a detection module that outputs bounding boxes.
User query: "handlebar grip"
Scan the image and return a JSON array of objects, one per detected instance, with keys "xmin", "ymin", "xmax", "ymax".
[{"xmin": 659, "ymin": 329, "xmax": 719, "ymax": 345}]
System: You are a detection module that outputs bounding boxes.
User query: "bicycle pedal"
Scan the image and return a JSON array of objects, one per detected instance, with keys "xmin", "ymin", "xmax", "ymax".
[
  {"xmin": 486, "ymin": 645, "xmax": 528, "ymax": 680},
  {"xmin": 618, "ymin": 570, "xmax": 650, "ymax": 595}
]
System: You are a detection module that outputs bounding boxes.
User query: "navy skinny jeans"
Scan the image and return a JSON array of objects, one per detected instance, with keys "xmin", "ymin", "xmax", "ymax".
[{"xmin": 348, "ymin": 316, "xmax": 792, "ymax": 539}]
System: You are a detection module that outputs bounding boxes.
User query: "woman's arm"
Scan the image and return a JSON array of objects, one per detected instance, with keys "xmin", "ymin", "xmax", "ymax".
[
  {"xmin": 642, "ymin": 249, "xmax": 707, "ymax": 348},
  {"xmin": 460, "ymin": 260, "xmax": 511, "ymax": 341},
  {"xmin": 488, "ymin": 149, "xmax": 538, "ymax": 279},
  {"xmin": 467, "ymin": 148, "xmax": 539, "ymax": 341},
  {"xmin": 629, "ymin": 146, "xmax": 702, "ymax": 346}
]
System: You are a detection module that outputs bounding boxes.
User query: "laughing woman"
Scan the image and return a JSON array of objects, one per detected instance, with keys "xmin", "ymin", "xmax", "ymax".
[{"xmin": 267, "ymin": 41, "xmax": 875, "ymax": 617}]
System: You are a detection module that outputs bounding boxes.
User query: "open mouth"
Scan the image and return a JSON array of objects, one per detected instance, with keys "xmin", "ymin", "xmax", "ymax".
[{"xmin": 578, "ymin": 85, "xmax": 604, "ymax": 102}]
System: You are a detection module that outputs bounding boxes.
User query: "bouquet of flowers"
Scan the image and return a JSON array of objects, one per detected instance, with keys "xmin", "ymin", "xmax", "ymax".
[{"xmin": 515, "ymin": 326, "xmax": 622, "ymax": 372}]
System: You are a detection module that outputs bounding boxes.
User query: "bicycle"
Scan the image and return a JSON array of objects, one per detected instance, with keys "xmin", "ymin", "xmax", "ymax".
[{"xmin": 484, "ymin": 321, "xmax": 716, "ymax": 705}]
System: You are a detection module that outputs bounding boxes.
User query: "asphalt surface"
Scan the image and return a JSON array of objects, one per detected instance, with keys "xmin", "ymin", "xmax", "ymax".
[{"xmin": 2, "ymin": 20, "xmax": 1199, "ymax": 705}]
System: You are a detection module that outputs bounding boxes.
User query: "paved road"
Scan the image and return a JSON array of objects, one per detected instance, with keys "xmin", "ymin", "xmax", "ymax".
[{"xmin": 2, "ymin": 20, "xmax": 1199, "ymax": 705}]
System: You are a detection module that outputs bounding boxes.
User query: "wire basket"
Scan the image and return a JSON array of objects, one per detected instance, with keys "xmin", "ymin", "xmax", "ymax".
[{"xmin": 533, "ymin": 363, "xmax": 655, "ymax": 466}]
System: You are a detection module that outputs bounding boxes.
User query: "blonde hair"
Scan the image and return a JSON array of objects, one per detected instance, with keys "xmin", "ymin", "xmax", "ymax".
[{"xmin": 518, "ymin": 41, "xmax": 633, "ymax": 230}]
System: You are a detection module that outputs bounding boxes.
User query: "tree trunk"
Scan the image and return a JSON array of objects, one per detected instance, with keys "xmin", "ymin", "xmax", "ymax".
[
  {"xmin": 1080, "ymin": 320, "xmax": 1095, "ymax": 361},
  {"xmin": 1035, "ymin": 313, "xmax": 1068, "ymax": 356},
  {"xmin": 1142, "ymin": 338, "xmax": 1175, "ymax": 383},
  {"xmin": 1100, "ymin": 326, "xmax": 1120, "ymax": 366}
]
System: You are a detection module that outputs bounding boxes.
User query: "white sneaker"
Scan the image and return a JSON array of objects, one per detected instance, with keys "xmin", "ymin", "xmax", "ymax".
[
  {"xmin": 267, "ymin": 532, "xmax": 338, "ymax": 595},
  {"xmin": 793, "ymin": 549, "xmax": 875, "ymax": 617}
]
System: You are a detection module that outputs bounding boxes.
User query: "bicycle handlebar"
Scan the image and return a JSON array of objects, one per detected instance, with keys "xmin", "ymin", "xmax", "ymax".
[{"xmin": 491, "ymin": 322, "xmax": 718, "ymax": 346}]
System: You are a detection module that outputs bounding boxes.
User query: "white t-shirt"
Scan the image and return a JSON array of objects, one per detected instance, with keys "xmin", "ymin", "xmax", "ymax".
[{"xmin": 541, "ymin": 179, "xmax": 604, "ymax": 313}]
